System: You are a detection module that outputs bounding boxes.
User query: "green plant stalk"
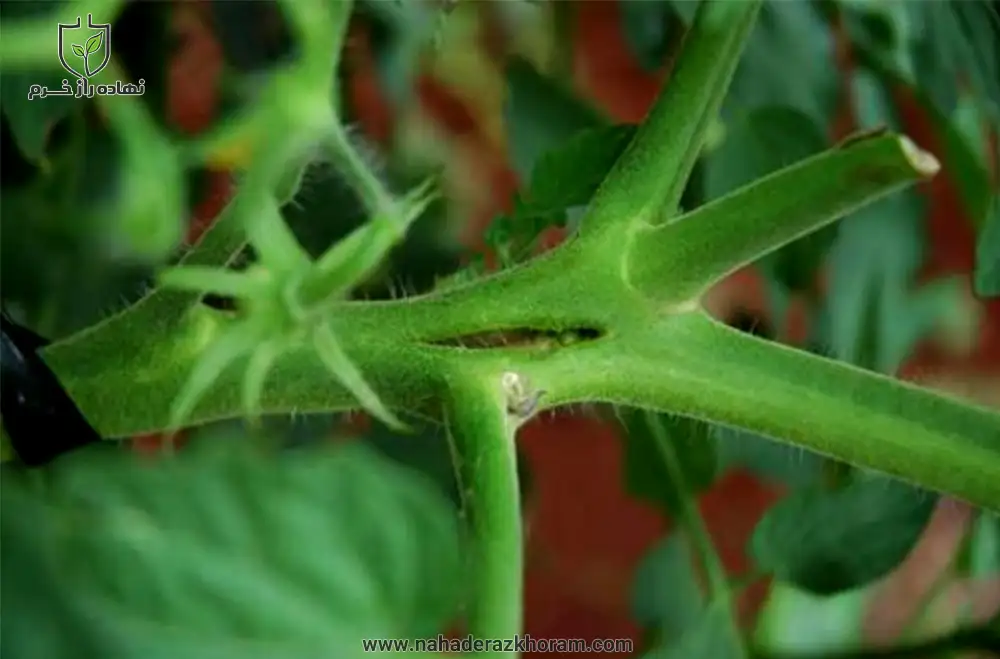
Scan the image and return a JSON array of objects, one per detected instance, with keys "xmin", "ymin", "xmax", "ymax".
[
  {"xmin": 538, "ymin": 313, "xmax": 1000, "ymax": 508},
  {"xmin": 445, "ymin": 374, "xmax": 523, "ymax": 654},
  {"xmin": 34, "ymin": 119, "xmax": 1000, "ymax": 509},
  {"xmin": 578, "ymin": 0, "xmax": 761, "ymax": 243},
  {"xmin": 5, "ymin": 1, "xmax": 1000, "ymax": 647},
  {"xmin": 627, "ymin": 133, "xmax": 941, "ymax": 302}
]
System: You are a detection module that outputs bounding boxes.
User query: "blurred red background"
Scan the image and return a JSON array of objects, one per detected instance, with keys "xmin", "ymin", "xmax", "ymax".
[{"xmin": 157, "ymin": 2, "xmax": 1000, "ymax": 656}]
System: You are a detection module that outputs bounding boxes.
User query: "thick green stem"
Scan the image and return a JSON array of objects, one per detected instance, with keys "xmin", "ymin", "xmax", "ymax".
[
  {"xmin": 445, "ymin": 373, "xmax": 523, "ymax": 655},
  {"xmin": 578, "ymin": 0, "xmax": 762, "ymax": 242},
  {"xmin": 35, "ymin": 243, "xmax": 1000, "ymax": 513},
  {"xmin": 521, "ymin": 311, "xmax": 1000, "ymax": 511},
  {"xmin": 627, "ymin": 133, "xmax": 941, "ymax": 302}
]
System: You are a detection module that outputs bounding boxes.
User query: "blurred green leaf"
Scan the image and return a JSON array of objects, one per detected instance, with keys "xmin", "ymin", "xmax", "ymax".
[
  {"xmin": 503, "ymin": 56, "xmax": 606, "ymax": 182},
  {"xmin": 0, "ymin": 2, "xmax": 79, "ymax": 163},
  {"xmin": 750, "ymin": 473, "xmax": 937, "ymax": 595},
  {"xmin": 358, "ymin": 0, "xmax": 434, "ymax": 109},
  {"xmin": 946, "ymin": 1, "xmax": 1000, "ymax": 115},
  {"xmin": 712, "ymin": 425, "xmax": 825, "ymax": 489},
  {"xmin": 1, "ymin": 115, "xmax": 156, "ymax": 338},
  {"xmin": 975, "ymin": 196, "xmax": 1000, "ymax": 298},
  {"xmin": 967, "ymin": 511, "xmax": 1000, "ymax": 577},
  {"xmin": 843, "ymin": 1, "xmax": 999, "ymax": 230},
  {"xmin": 831, "ymin": 51, "xmax": 974, "ymax": 372},
  {"xmin": 850, "ymin": 67, "xmax": 900, "ymax": 132},
  {"xmin": 921, "ymin": 88, "xmax": 994, "ymax": 231},
  {"xmin": 908, "ymin": 1, "xmax": 999, "ymax": 118},
  {"xmin": 361, "ymin": 414, "xmax": 535, "ymax": 517},
  {"xmin": 841, "ymin": 1, "xmax": 931, "ymax": 100},
  {"xmin": 822, "ymin": 190, "xmax": 966, "ymax": 373},
  {"xmin": 0, "ymin": 436, "xmax": 463, "ymax": 659},
  {"xmin": 523, "ymin": 124, "xmax": 635, "ymax": 215},
  {"xmin": 619, "ymin": 409, "xmax": 718, "ymax": 516},
  {"xmin": 643, "ymin": 603, "xmax": 746, "ymax": 659},
  {"xmin": 631, "ymin": 531, "xmax": 705, "ymax": 640},
  {"xmin": 362, "ymin": 416, "xmax": 462, "ymax": 508},
  {"xmin": 752, "ymin": 581, "xmax": 867, "ymax": 656},
  {"xmin": 618, "ymin": 0, "xmax": 690, "ymax": 71},
  {"xmin": 0, "ymin": 73, "xmax": 80, "ymax": 163},
  {"xmin": 725, "ymin": 1, "xmax": 838, "ymax": 127},
  {"xmin": 704, "ymin": 106, "xmax": 835, "ymax": 296},
  {"xmin": 485, "ymin": 124, "xmax": 635, "ymax": 266}
]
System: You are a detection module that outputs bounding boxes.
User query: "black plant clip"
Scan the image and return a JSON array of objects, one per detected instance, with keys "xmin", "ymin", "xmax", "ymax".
[{"xmin": 1, "ymin": 309, "xmax": 102, "ymax": 466}]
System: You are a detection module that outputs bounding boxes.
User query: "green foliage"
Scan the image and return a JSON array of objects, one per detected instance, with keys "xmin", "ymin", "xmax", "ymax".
[
  {"xmin": 752, "ymin": 582, "xmax": 867, "ymax": 656},
  {"xmin": 966, "ymin": 511, "xmax": 1000, "ymax": 577},
  {"xmin": 523, "ymin": 125, "xmax": 635, "ymax": 216},
  {"xmin": 619, "ymin": 0, "xmax": 691, "ymax": 71},
  {"xmin": 619, "ymin": 409, "xmax": 718, "ymax": 515},
  {"xmin": 631, "ymin": 532, "xmax": 706, "ymax": 643},
  {"xmin": 0, "ymin": 70, "xmax": 78, "ymax": 162},
  {"xmin": 3, "ymin": 1, "xmax": 1000, "ymax": 658},
  {"xmin": 976, "ymin": 196, "xmax": 1000, "ymax": 298},
  {"xmin": 0, "ymin": 437, "xmax": 463, "ymax": 659},
  {"xmin": 726, "ymin": 0, "xmax": 838, "ymax": 127},
  {"xmin": 712, "ymin": 425, "xmax": 825, "ymax": 489},
  {"xmin": 487, "ymin": 125, "xmax": 634, "ymax": 265},
  {"xmin": 356, "ymin": 0, "xmax": 435, "ymax": 110},
  {"xmin": 750, "ymin": 474, "xmax": 937, "ymax": 595},
  {"xmin": 644, "ymin": 604, "xmax": 747, "ymax": 659},
  {"xmin": 503, "ymin": 56, "xmax": 606, "ymax": 182}
]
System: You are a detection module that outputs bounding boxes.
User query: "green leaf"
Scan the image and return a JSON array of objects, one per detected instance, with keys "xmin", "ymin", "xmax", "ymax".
[
  {"xmin": 704, "ymin": 106, "xmax": 834, "ymax": 295},
  {"xmin": 752, "ymin": 581, "xmax": 867, "ymax": 655},
  {"xmin": 503, "ymin": 56, "xmax": 606, "ymax": 182},
  {"xmin": 619, "ymin": 0, "xmax": 689, "ymax": 71},
  {"xmin": 841, "ymin": 2, "xmax": 926, "ymax": 94},
  {"xmin": 619, "ymin": 409, "xmax": 718, "ymax": 515},
  {"xmin": 912, "ymin": 2, "xmax": 1000, "ymax": 119},
  {"xmin": 0, "ymin": 71, "xmax": 80, "ymax": 162},
  {"xmin": 847, "ymin": 5, "xmax": 996, "ymax": 231},
  {"xmin": 0, "ymin": 116, "xmax": 156, "ymax": 339},
  {"xmin": 947, "ymin": 1, "xmax": 1000, "ymax": 116},
  {"xmin": 523, "ymin": 125, "xmax": 635, "ymax": 216},
  {"xmin": 86, "ymin": 32, "xmax": 103, "ymax": 55},
  {"xmin": 850, "ymin": 67, "xmax": 901, "ymax": 131},
  {"xmin": 842, "ymin": 1, "xmax": 999, "ymax": 120},
  {"xmin": 0, "ymin": 437, "xmax": 463, "ymax": 658},
  {"xmin": 484, "ymin": 124, "xmax": 636, "ymax": 266},
  {"xmin": 750, "ymin": 473, "xmax": 937, "ymax": 595},
  {"xmin": 975, "ymin": 196, "xmax": 1000, "ymax": 298},
  {"xmin": 967, "ymin": 511, "xmax": 1000, "ymax": 578},
  {"xmin": 484, "ymin": 59, "xmax": 613, "ymax": 267},
  {"xmin": 725, "ymin": 1, "xmax": 838, "ymax": 127},
  {"xmin": 643, "ymin": 603, "xmax": 747, "ymax": 659},
  {"xmin": 713, "ymin": 425, "xmax": 825, "ymax": 489},
  {"xmin": 822, "ymin": 189, "xmax": 967, "ymax": 374},
  {"xmin": 362, "ymin": 414, "xmax": 535, "ymax": 514},
  {"xmin": 360, "ymin": 0, "xmax": 434, "ymax": 108},
  {"xmin": 72, "ymin": 43, "xmax": 85, "ymax": 58},
  {"xmin": 631, "ymin": 532, "xmax": 706, "ymax": 640}
]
